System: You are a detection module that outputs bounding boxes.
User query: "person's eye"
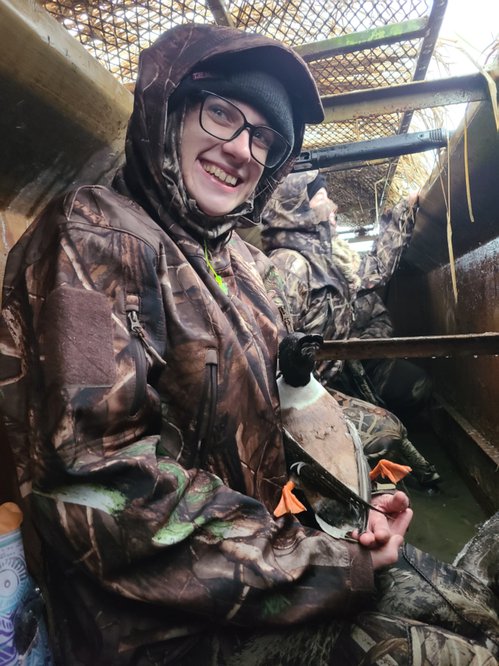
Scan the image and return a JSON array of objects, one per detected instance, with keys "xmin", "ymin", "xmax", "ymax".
[
  {"xmin": 252, "ymin": 127, "xmax": 275, "ymax": 150},
  {"xmin": 206, "ymin": 101, "xmax": 234, "ymax": 126}
]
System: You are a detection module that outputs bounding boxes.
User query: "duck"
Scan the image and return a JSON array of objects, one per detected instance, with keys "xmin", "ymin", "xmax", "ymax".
[{"xmin": 276, "ymin": 332, "xmax": 372, "ymax": 538}]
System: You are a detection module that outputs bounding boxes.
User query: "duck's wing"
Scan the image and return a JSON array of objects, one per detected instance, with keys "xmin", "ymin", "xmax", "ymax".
[{"xmin": 283, "ymin": 428, "xmax": 371, "ymax": 538}]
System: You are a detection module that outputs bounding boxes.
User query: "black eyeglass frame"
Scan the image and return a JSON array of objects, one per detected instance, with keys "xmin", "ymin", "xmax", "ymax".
[{"xmin": 196, "ymin": 91, "xmax": 291, "ymax": 169}]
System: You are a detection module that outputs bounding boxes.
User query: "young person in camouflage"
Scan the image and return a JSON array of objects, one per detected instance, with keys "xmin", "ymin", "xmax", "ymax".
[
  {"xmin": 262, "ymin": 171, "xmax": 440, "ymax": 487},
  {"xmin": 0, "ymin": 23, "xmax": 497, "ymax": 666},
  {"xmin": 306, "ymin": 180, "xmax": 433, "ymax": 418}
]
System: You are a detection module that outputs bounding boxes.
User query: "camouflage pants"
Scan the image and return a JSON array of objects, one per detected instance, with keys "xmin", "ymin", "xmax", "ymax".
[
  {"xmin": 363, "ymin": 358, "xmax": 432, "ymax": 416},
  {"xmin": 329, "ymin": 389, "xmax": 439, "ymax": 485},
  {"xmin": 331, "ymin": 359, "xmax": 432, "ymax": 419},
  {"xmin": 154, "ymin": 543, "xmax": 499, "ymax": 666}
]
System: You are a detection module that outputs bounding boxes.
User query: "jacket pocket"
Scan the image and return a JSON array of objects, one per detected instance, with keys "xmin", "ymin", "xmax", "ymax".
[
  {"xmin": 194, "ymin": 348, "xmax": 218, "ymax": 467},
  {"xmin": 126, "ymin": 297, "xmax": 166, "ymax": 416}
]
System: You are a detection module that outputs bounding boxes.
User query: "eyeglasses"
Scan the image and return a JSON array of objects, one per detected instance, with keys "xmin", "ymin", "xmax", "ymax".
[{"xmin": 198, "ymin": 92, "xmax": 290, "ymax": 168}]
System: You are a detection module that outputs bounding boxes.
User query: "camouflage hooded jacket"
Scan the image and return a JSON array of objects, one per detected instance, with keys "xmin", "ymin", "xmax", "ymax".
[
  {"xmin": 262, "ymin": 172, "xmax": 415, "ymax": 381},
  {"xmin": 0, "ymin": 25, "xmax": 374, "ymax": 664}
]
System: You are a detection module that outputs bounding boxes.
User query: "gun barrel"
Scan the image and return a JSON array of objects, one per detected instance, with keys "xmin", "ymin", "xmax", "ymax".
[{"xmin": 293, "ymin": 129, "xmax": 449, "ymax": 172}]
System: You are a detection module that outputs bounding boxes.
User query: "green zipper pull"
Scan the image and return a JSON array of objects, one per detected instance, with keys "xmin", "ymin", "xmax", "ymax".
[
  {"xmin": 215, "ymin": 274, "xmax": 229, "ymax": 295},
  {"xmin": 204, "ymin": 240, "xmax": 229, "ymax": 296}
]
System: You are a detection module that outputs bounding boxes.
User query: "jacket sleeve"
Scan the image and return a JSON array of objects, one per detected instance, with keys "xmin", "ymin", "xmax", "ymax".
[
  {"xmin": 352, "ymin": 293, "xmax": 394, "ymax": 339},
  {"xmin": 267, "ymin": 248, "xmax": 312, "ymax": 333},
  {"xmin": 358, "ymin": 199, "xmax": 416, "ymax": 292},
  {"xmin": 0, "ymin": 196, "xmax": 374, "ymax": 630},
  {"xmin": 268, "ymin": 248, "xmax": 344, "ymax": 340}
]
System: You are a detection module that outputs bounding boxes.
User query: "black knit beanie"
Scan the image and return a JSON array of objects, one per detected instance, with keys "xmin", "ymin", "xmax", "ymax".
[
  {"xmin": 171, "ymin": 68, "xmax": 295, "ymax": 165},
  {"xmin": 307, "ymin": 173, "xmax": 327, "ymax": 201}
]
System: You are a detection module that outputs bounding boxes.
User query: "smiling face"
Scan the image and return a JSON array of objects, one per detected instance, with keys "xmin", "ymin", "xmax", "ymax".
[{"xmin": 180, "ymin": 97, "xmax": 268, "ymax": 217}]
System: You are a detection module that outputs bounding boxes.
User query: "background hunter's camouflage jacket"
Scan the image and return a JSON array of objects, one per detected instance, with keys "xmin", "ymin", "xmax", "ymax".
[
  {"xmin": 261, "ymin": 172, "xmax": 416, "ymax": 383},
  {"xmin": 352, "ymin": 291, "xmax": 394, "ymax": 340},
  {"xmin": 0, "ymin": 25, "xmax": 374, "ymax": 664}
]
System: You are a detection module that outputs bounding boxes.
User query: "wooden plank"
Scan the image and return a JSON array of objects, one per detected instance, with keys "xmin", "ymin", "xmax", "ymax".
[
  {"xmin": 0, "ymin": 0, "xmax": 132, "ymax": 144},
  {"xmin": 314, "ymin": 332, "xmax": 499, "ymax": 361}
]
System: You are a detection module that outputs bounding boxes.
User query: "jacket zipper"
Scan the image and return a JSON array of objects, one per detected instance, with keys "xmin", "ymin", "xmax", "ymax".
[
  {"xmin": 127, "ymin": 309, "xmax": 167, "ymax": 367},
  {"xmin": 195, "ymin": 349, "xmax": 218, "ymax": 467},
  {"xmin": 126, "ymin": 307, "xmax": 166, "ymax": 416},
  {"xmin": 278, "ymin": 305, "xmax": 293, "ymax": 335}
]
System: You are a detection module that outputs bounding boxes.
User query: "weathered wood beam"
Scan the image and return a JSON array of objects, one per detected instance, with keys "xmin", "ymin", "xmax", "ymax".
[
  {"xmin": 0, "ymin": 0, "xmax": 132, "ymax": 288},
  {"xmin": 295, "ymin": 18, "xmax": 428, "ymax": 61},
  {"xmin": 321, "ymin": 70, "xmax": 498, "ymax": 123},
  {"xmin": 314, "ymin": 332, "xmax": 499, "ymax": 361},
  {"xmin": 0, "ymin": 0, "xmax": 131, "ymax": 144}
]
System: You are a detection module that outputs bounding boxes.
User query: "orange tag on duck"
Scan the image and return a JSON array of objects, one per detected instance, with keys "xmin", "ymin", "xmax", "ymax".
[
  {"xmin": 0, "ymin": 502, "xmax": 23, "ymax": 534},
  {"xmin": 369, "ymin": 459, "xmax": 412, "ymax": 484},
  {"xmin": 274, "ymin": 480, "xmax": 307, "ymax": 517}
]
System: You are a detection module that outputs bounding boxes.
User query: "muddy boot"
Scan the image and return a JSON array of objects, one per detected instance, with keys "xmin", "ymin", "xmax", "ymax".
[
  {"xmin": 453, "ymin": 511, "xmax": 499, "ymax": 595},
  {"xmin": 399, "ymin": 437, "xmax": 441, "ymax": 488}
]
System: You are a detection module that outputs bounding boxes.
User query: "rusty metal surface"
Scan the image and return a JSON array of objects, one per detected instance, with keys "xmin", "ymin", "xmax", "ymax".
[
  {"xmin": 431, "ymin": 397, "xmax": 499, "ymax": 512},
  {"xmin": 388, "ymin": 237, "xmax": 499, "ymax": 447},
  {"xmin": 320, "ymin": 72, "xmax": 495, "ymax": 123},
  {"xmin": 401, "ymin": 96, "xmax": 499, "ymax": 273},
  {"xmin": 315, "ymin": 332, "xmax": 499, "ymax": 361}
]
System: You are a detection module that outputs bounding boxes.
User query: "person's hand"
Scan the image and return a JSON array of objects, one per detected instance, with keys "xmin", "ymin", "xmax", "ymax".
[{"xmin": 351, "ymin": 491, "xmax": 413, "ymax": 570}]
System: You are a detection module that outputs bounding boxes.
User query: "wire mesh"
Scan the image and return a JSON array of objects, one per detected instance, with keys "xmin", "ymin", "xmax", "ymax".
[
  {"xmin": 38, "ymin": 0, "xmax": 440, "ymax": 224},
  {"xmin": 40, "ymin": 0, "xmax": 433, "ymax": 86}
]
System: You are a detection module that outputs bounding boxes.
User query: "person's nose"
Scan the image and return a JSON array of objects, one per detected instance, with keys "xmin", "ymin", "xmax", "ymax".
[{"xmin": 222, "ymin": 128, "xmax": 252, "ymax": 163}]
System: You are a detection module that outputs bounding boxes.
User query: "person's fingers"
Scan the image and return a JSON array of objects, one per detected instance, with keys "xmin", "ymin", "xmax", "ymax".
[
  {"xmin": 390, "ymin": 491, "xmax": 410, "ymax": 512},
  {"xmin": 368, "ymin": 513, "xmax": 391, "ymax": 542},
  {"xmin": 370, "ymin": 534, "xmax": 404, "ymax": 570},
  {"xmin": 387, "ymin": 534, "xmax": 404, "ymax": 555},
  {"xmin": 358, "ymin": 531, "xmax": 376, "ymax": 548},
  {"xmin": 376, "ymin": 491, "xmax": 409, "ymax": 514},
  {"xmin": 356, "ymin": 523, "xmax": 390, "ymax": 549},
  {"xmin": 390, "ymin": 507, "xmax": 413, "ymax": 537}
]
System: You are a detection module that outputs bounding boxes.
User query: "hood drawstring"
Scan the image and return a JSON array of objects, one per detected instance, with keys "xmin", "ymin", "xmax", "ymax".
[{"xmin": 204, "ymin": 240, "xmax": 229, "ymax": 295}]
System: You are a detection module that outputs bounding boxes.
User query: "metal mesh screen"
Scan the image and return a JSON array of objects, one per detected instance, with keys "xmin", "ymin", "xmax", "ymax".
[
  {"xmin": 39, "ymin": 0, "xmax": 433, "ymax": 87},
  {"xmin": 38, "ymin": 0, "xmax": 441, "ymax": 226},
  {"xmin": 326, "ymin": 162, "xmax": 393, "ymax": 226},
  {"xmin": 234, "ymin": 0, "xmax": 431, "ymax": 45}
]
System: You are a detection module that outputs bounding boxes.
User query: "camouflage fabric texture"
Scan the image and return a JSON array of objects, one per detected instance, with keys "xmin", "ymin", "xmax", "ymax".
[
  {"xmin": 0, "ymin": 166, "xmax": 374, "ymax": 662},
  {"xmin": 261, "ymin": 171, "xmax": 415, "ymax": 386},
  {"xmin": 261, "ymin": 173, "xmax": 438, "ymax": 484},
  {"xmin": 352, "ymin": 291, "xmax": 394, "ymax": 340},
  {"xmin": 0, "ymin": 24, "xmax": 497, "ymax": 666},
  {"xmin": 0, "ymin": 25, "xmax": 370, "ymax": 664}
]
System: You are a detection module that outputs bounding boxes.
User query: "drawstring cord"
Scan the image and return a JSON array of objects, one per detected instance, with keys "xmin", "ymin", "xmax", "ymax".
[{"xmin": 204, "ymin": 240, "xmax": 229, "ymax": 295}]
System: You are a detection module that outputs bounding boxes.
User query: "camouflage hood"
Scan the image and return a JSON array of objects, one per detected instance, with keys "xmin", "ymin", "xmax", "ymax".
[
  {"xmin": 114, "ymin": 24, "xmax": 323, "ymax": 240},
  {"xmin": 262, "ymin": 171, "xmax": 348, "ymax": 296}
]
